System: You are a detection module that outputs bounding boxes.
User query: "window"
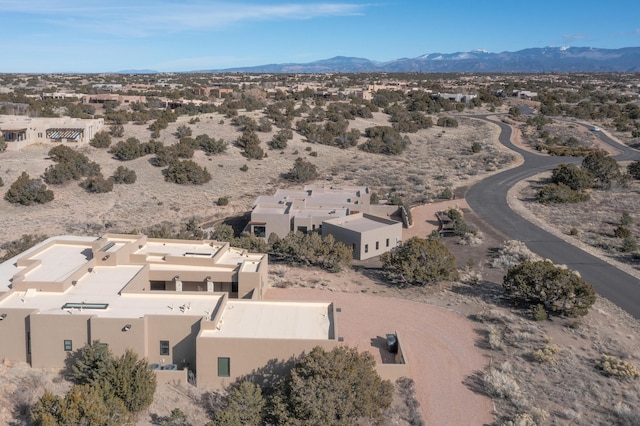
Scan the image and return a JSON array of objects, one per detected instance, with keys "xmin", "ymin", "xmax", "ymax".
[
  {"xmin": 218, "ymin": 357, "xmax": 230, "ymax": 377},
  {"xmin": 386, "ymin": 238, "xmax": 390, "ymax": 247},
  {"xmin": 253, "ymin": 226, "xmax": 266, "ymax": 238},
  {"xmin": 160, "ymin": 340, "xmax": 170, "ymax": 356},
  {"xmin": 64, "ymin": 340, "xmax": 73, "ymax": 352},
  {"xmin": 376, "ymin": 241, "xmax": 379, "ymax": 250},
  {"xmin": 364, "ymin": 244, "xmax": 369, "ymax": 253}
]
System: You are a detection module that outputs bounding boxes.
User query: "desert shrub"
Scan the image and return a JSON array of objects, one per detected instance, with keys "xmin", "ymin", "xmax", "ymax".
[
  {"xmin": 0, "ymin": 234, "xmax": 48, "ymax": 262},
  {"xmin": 471, "ymin": 141, "xmax": 482, "ymax": 153},
  {"xmin": 102, "ymin": 349, "xmax": 157, "ymax": 413},
  {"xmin": 620, "ymin": 211, "xmax": 633, "ymax": 226},
  {"xmin": 196, "ymin": 134, "xmax": 227, "ymax": 155},
  {"xmin": 530, "ymin": 303, "xmax": 548, "ymax": 321},
  {"xmin": 446, "ymin": 207, "xmax": 476, "ymax": 237},
  {"xmin": 0, "ymin": 177, "xmax": 3, "ymax": 187},
  {"xmin": 72, "ymin": 340, "xmax": 113, "ymax": 385},
  {"xmin": 359, "ymin": 126, "xmax": 410, "ymax": 155},
  {"xmin": 436, "ymin": 117, "xmax": 458, "ymax": 128},
  {"xmin": 381, "ymin": 236, "xmax": 459, "ymax": 285},
  {"xmin": 595, "ymin": 354, "xmax": 640, "ymax": 380},
  {"xmin": 614, "ymin": 226, "xmax": 632, "ymax": 239},
  {"xmin": 582, "ymin": 151, "xmax": 620, "ymax": 189},
  {"xmin": 173, "ymin": 138, "xmax": 197, "ymax": 159},
  {"xmin": 109, "ymin": 137, "xmax": 146, "ymax": 161},
  {"xmin": 531, "ymin": 343, "xmax": 560, "ymax": 363},
  {"xmin": 269, "ymin": 232, "xmax": 352, "ymax": 272},
  {"xmin": 153, "ymin": 146, "xmax": 179, "ymax": 167},
  {"xmin": 569, "ymin": 227, "xmax": 579, "ymax": 236},
  {"xmin": 487, "ymin": 325, "xmax": 505, "ymax": 350},
  {"xmin": 31, "ymin": 385, "xmax": 130, "ymax": 426},
  {"xmin": 285, "ymin": 157, "xmax": 318, "ymax": 182},
  {"xmin": 491, "ymin": 240, "xmax": 542, "ymax": 269},
  {"xmin": 394, "ymin": 377, "xmax": 424, "ymax": 426},
  {"xmin": 217, "ymin": 196, "xmax": 229, "ymax": 206},
  {"xmin": 550, "ymin": 163, "xmax": 594, "ymax": 190},
  {"xmin": 156, "ymin": 408, "xmax": 191, "ymax": 426},
  {"xmin": 240, "ymin": 164, "xmax": 249, "ymax": 172},
  {"xmin": 164, "ymin": 160, "xmax": 211, "ymax": 185},
  {"xmin": 236, "ymin": 130, "xmax": 264, "ymax": 160},
  {"xmin": 627, "ymin": 161, "xmax": 640, "ymax": 180},
  {"xmin": 80, "ymin": 174, "xmax": 114, "ymax": 193},
  {"xmin": 209, "ymin": 224, "xmax": 235, "ymax": 242},
  {"xmin": 90, "ymin": 131, "xmax": 112, "ymax": 148},
  {"xmin": 209, "ymin": 381, "xmax": 265, "ymax": 426},
  {"xmin": 109, "ymin": 124, "xmax": 124, "ymax": 138},
  {"xmin": 5, "ymin": 172, "xmax": 54, "ymax": 205},
  {"xmin": 33, "ymin": 343, "xmax": 155, "ymax": 424},
  {"xmin": 257, "ymin": 116, "xmax": 273, "ymax": 132},
  {"xmin": 483, "ymin": 364, "xmax": 524, "ymax": 405},
  {"xmin": 621, "ymin": 235, "xmax": 639, "ymax": 252},
  {"xmin": 44, "ymin": 146, "xmax": 101, "ymax": 184},
  {"xmin": 111, "ymin": 166, "xmax": 137, "ymax": 184},
  {"xmin": 536, "ymin": 183, "xmax": 590, "ymax": 204},
  {"xmin": 174, "ymin": 124, "xmax": 192, "ymax": 139},
  {"xmin": 269, "ymin": 346, "xmax": 393, "ymax": 425},
  {"xmin": 503, "ymin": 260, "xmax": 596, "ymax": 317}
]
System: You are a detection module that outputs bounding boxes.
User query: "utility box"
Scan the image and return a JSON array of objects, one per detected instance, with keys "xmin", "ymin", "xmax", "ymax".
[{"xmin": 386, "ymin": 333, "xmax": 398, "ymax": 354}]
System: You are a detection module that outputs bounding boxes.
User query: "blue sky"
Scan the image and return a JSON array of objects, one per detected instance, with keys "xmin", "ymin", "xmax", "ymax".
[{"xmin": 1, "ymin": 0, "xmax": 639, "ymax": 73}]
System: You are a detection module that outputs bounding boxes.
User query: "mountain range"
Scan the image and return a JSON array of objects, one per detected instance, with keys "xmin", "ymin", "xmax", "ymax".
[{"xmin": 204, "ymin": 47, "xmax": 640, "ymax": 73}]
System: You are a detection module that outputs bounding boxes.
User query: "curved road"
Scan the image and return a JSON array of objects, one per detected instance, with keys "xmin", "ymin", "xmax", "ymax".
[{"xmin": 466, "ymin": 116, "xmax": 640, "ymax": 319}]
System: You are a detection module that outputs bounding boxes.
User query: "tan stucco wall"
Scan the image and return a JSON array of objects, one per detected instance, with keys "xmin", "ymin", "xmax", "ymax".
[
  {"xmin": 146, "ymin": 315, "xmax": 202, "ymax": 371},
  {"xmin": 0, "ymin": 308, "xmax": 35, "ymax": 363},
  {"xmin": 89, "ymin": 317, "xmax": 147, "ymax": 358},
  {"xmin": 29, "ymin": 314, "xmax": 91, "ymax": 368},
  {"xmin": 195, "ymin": 336, "xmax": 337, "ymax": 388}
]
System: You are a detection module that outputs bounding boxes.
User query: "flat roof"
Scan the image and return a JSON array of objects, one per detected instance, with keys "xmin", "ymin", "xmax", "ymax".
[
  {"xmin": 324, "ymin": 214, "xmax": 400, "ymax": 233},
  {"xmin": 292, "ymin": 208, "xmax": 348, "ymax": 219},
  {"xmin": 252, "ymin": 205, "xmax": 288, "ymax": 215},
  {"xmin": 217, "ymin": 249, "xmax": 264, "ymax": 267},
  {"xmin": 201, "ymin": 300, "xmax": 332, "ymax": 340},
  {"xmin": 0, "ymin": 265, "xmax": 221, "ymax": 319},
  {"xmin": 0, "ymin": 236, "xmax": 97, "ymax": 293},
  {"xmin": 25, "ymin": 243, "xmax": 93, "ymax": 282},
  {"xmin": 135, "ymin": 241, "xmax": 225, "ymax": 258}
]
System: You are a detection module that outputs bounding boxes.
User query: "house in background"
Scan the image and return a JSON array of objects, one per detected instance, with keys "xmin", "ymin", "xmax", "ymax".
[
  {"xmin": 0, "ymin": 116, "xmax": 104, "ymax": 150},
  {"xmin": 248, "ymin": 185, "xmax": 402, "ymax": 259},
  {"xmin": 322, "ymin": 213, "xmax": 403, "ymax": 260},
  {"xmin": 249, "ymin": 185, "xmax": 371, "ymax": 238}
]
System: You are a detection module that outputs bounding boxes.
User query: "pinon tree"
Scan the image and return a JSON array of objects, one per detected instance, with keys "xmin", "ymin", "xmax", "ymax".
[
  {"xmin": 381, "ymin": 236, "xmax": 459, "ymax": 285},
  {"xmin": 5, "ymin": 172, "xmax": 54, "ymax": 205},
  {"xmin": 503, "ymin": 260, "xmax": 596, "ymax": 317},
  {"xmin": 268, "ymin": 346, "xmax": 393, "ymax": 425}
]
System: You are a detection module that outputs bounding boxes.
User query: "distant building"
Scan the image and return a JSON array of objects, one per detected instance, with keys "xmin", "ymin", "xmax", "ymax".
[
  {"xmin": 0, "ymin": 116, "xmax": 104, "ymax": 150},
  {"xmin": 322, "ymin": 213, "xmax": 403, "ymax": 260},
  {"xmin": 431, "ymin": 92, "xmax": 477, "ymax": 103},
  {"xmin": 248, "ymin": 185, "xmax": 402, "ymax": 259}
]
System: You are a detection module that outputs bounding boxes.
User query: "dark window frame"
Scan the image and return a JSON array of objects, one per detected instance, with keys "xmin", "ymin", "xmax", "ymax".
[{"xmin": 160, "ymin": 340, "xmax": 170, "ymax": 356}]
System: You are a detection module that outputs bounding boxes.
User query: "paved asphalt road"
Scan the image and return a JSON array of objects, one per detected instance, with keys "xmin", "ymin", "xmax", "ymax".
[{"xmin": 466, "ymin": 116, "xmax": 640, "ymax": 319}]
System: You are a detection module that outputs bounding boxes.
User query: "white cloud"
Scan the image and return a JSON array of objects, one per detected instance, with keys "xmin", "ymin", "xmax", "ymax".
[{"xmin": 0, "ymin": 1, "xmax": 367, "ymax": 37}]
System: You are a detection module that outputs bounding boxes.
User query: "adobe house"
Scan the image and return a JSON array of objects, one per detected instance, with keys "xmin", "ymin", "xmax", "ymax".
[
  {"xmin": 0, "ymin": 116, "xmax": 104, "ymax": 150},
  {"xmin": 248, "ymin": 185, "xmax": 402, "ymax": 259},
  {"xmin": 0, "ymin": 234, "xmax": 342, "ymax": 388}
]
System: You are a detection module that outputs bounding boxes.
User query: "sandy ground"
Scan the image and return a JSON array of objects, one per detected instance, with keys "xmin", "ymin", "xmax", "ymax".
[{"xmin": 264, "ymin": 287, "xmax": 494, "ymax": 426}]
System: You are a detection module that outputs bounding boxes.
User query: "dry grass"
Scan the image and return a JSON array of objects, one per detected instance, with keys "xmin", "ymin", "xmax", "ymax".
[
  {"xmin": 512, "ymin": 172, "xmax": 640, "ymax": 279},
  {"xmin": 0, "ymin": 108, "xmax": 511, "ymax": 241}
]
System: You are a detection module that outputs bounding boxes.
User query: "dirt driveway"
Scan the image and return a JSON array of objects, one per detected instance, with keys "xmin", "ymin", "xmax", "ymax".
[{"xmin": 265, "ymin": 288, "xmax": 493, "ymax": 426}]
